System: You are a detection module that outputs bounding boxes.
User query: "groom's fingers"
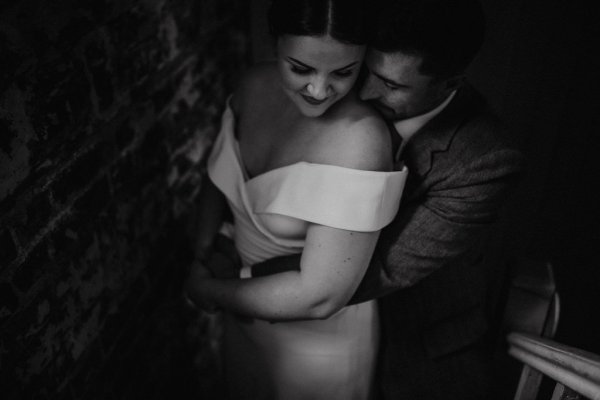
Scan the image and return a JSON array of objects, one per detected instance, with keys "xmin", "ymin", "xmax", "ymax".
[
  {"xmin": 205, "ymin": 233, "xmax": 242, "ymax": 279},
  {"xmin": 207, "ymin": 252, "xmax": 240, "ymax": 279}
]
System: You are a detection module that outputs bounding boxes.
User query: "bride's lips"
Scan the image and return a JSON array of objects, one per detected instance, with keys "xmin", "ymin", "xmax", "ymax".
[{"xmin": 301, "ymin": 94, "xmax": 329, "ymax": 106}]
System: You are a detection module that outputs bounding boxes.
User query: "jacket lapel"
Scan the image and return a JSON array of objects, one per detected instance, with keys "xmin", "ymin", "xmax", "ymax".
[{"xmin": 403, "ymin": 84, "xmax": 485, "ymax": 195}]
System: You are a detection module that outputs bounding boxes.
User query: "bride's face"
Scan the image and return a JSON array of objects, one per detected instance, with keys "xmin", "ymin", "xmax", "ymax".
[{"xmin": 277, "ymin": 34, "xmax": 365, "ymax": 117}]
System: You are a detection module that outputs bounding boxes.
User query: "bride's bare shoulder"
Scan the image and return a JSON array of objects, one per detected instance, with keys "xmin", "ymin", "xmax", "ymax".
[{"xmin": 312, "ymin": 95, "xmax": 393, "ymax": 171}]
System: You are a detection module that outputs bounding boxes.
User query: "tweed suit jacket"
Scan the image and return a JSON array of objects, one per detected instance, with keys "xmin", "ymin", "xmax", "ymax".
[{"xmin": 350, "ymin": 83, "xmax": 524, "ymax": 397}]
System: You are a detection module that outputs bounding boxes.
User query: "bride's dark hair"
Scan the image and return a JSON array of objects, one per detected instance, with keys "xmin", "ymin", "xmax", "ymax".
[{"xmin": 267, "ymin": 0, "xmax": 369, "ymax": 45}]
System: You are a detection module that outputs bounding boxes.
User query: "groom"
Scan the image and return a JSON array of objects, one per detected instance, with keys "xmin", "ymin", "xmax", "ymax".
[{"xmin": 207, "ymin": 0, "xmax": 524, "ymax": 398}]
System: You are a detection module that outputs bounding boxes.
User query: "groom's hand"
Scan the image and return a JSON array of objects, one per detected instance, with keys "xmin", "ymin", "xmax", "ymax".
[
  {"xmin": 184, "ymin": 259, "xmax": 219, "ymax": 313},
  {"xmin": 205, "ymin": 234, "xmax": 303, "ymax": 278},
  {"xmin": 205, "ymin": 234, "xmax": 241, "ymax": 279},
  {"xmin": 252, "ymin": 253, "xmax": 302, "ymax": 277}
]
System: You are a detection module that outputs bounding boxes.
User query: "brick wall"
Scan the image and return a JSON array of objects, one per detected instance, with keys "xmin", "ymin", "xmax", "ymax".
[{"xmin": 0, "ymin": 0, "xmax": 249, "ymax": 398}]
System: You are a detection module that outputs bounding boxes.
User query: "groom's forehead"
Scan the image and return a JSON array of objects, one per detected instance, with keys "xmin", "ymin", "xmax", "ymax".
[{"xmin": 366, "ymin": 50, "xmax": 423, "ymax": 72}]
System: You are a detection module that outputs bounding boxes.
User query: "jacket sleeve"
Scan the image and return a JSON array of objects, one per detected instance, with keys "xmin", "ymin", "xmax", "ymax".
[{"xmin": 350, "ymin": 144, "xmax": 524, "ymax": 304}]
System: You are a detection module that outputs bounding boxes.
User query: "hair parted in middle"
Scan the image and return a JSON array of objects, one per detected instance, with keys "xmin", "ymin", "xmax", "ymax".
[{"xmin": 267, "ymin": 0, "xmax": 370, "ymax": 46}]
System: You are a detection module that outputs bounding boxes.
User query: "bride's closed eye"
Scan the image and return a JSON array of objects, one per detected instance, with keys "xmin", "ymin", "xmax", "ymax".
[
  {"xmin": 291, "ymin": 65, "xmax": 312, "ymax": 75},
  {"xmin": 291, "ymin": 66, "xmax": 354, "ymax": 78},
  {"xmin": 333, "ymin": 69, "xmax": 354, "ymax": 78}
]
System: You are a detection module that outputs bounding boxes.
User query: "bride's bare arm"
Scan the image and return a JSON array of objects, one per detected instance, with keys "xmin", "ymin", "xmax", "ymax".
[{"xmin": 185, "ymin": 223, "xmax": 379, "ymax": 320}]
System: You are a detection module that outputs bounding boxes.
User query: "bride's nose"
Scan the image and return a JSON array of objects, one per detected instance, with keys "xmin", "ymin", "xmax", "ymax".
[{"xmin": 306, "ymin": 76, "xmax": 331, "ymax": 99}]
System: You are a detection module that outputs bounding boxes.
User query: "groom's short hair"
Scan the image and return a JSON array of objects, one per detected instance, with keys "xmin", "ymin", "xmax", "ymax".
[{"xmin": 370, "ymin": 0, "xmax": 486, "ymax": 79}]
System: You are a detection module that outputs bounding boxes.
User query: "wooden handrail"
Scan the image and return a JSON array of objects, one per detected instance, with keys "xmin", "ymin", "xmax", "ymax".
[{"xmin": 508, "ymin": 332, "xmax": 600, "ymax": 400}]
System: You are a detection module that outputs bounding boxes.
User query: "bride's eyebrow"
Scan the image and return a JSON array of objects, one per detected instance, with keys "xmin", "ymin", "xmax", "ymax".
[
  {"xmin": 287, "ymin": 57, "xmax": 313, "ymax": 69},
  {"xmin": 333, "ymin": 61, "xmax": 359, "ymax": 71},
  {"xmin": 287, "ymin": 57, "xmax": 359, "ymax": 71}
]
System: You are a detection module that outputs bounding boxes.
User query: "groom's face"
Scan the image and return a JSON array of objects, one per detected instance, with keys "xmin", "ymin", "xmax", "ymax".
[{"xmin": 359, "ymin": 50, "xmax": 451, "ymax": 121}]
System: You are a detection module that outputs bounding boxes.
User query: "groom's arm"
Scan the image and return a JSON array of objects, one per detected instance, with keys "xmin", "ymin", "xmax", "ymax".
[
  {"xmin": 251, "ymin": 254, "xmax": 301, "ymax": 277},
  {"xmin": 218, "ymin": 145, "xmax": 522, "ymax": 304},
  {"xmin": 348, "ymin": 138, "xmax": 526, "ymax": 302},
  {"xmin": 251, "ymin": 150, "xmax": 524, "ymax": 305}
]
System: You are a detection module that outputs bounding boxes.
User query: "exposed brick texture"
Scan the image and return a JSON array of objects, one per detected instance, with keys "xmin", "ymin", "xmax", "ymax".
[{"xmin": 0, "ymin": 0, "xmax": 249, "ymax": 398}]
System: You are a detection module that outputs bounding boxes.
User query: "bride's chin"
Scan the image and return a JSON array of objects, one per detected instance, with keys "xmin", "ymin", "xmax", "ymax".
[
  {"xmin": 295, "ymin": 96, "xmax": 341, "ymax": 118},
  {"xmin": 297, "ymin": 105, "xmax": 329, "ymax": 118}
]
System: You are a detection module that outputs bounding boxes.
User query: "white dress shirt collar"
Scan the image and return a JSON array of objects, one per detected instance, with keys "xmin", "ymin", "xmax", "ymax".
[{"xmin": 393, "ymin": 90, "xmax": 457, "ymax": 144}]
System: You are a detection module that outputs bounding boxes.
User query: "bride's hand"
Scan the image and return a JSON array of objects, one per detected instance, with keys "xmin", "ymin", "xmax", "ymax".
[{"xmin": 184, "ymin": 259, "xmax": 219, "ymax": 313}]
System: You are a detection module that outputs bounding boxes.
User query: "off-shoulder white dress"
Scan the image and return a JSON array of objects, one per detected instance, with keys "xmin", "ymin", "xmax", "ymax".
[{"xmin": 207, "ymin": 102, "xmax": 407, "ymax": 400}]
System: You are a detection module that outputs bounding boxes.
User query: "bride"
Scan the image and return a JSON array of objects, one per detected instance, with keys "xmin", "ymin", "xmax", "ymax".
[{"xmin": 185, "ymin": 0, "xmax": 407, "ymax": 398}]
